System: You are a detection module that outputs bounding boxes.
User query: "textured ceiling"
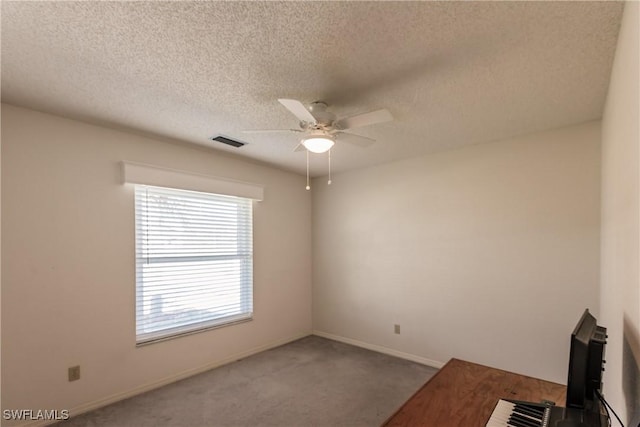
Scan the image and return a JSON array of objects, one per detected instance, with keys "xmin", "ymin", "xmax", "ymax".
[{"xmin": 1, "ymin": 1, "xmax": 624, "ymax": 177}]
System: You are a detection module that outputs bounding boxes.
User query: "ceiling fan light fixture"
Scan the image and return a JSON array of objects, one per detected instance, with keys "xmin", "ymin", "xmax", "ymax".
[{"xmin": 302, "ymin": 135, "xmax": 335, "ymax": 153}]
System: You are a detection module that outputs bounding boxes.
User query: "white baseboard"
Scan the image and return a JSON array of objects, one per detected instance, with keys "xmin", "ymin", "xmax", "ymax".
[
  {"xmin": 312, "ymin": 330, "xmax": 445, "ymax": 369},
  {"xmin": 15, "ymin": 331, "xmax": 311, "ymax": 427}
]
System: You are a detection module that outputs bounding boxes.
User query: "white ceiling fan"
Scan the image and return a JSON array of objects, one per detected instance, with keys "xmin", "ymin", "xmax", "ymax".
[
  {"xmin": 244, "ymin": 98, "xmax": 393, "ymax": 190},
  {"xmin": 244, "ymin": 99, "xmax": 393, "ymax": 154}
]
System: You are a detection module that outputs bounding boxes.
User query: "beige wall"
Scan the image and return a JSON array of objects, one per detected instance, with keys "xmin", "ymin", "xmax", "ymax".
[
  {"xmin": 0, "ymin": 104, "xmax": 312, "ymax": 423},
  {"xmin": 312, "ymin": 121, "xmax": 601, "ymax": 384},
  {"xmin": 600, "ymin": 1, "xmax": 640, "ymax": 425}
]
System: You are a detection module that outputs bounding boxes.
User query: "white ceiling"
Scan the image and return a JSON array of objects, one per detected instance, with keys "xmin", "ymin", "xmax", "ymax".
[{"xmin": 1, "ymin": 1, "xmax": 624, "ymax": 177}]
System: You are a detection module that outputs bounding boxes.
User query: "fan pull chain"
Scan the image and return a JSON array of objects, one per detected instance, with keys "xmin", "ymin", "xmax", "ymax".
[
  {"xmin": 328, "ymin": 149, "xmax": 332, "ymax": 185},
  {"xmin": 306, "ymin": 150, "xmax": 310, "ymax": 190}
]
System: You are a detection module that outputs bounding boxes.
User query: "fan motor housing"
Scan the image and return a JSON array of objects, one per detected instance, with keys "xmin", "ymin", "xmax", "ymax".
[{"xmin": 306, "ymin": 101, "xmax": 335, "ymax": 129}]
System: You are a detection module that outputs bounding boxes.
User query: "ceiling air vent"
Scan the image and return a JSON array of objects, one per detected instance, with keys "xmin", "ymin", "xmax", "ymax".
[{"xmin": 210, "ymin": 135, "xmax": 246, "ymax": 148}]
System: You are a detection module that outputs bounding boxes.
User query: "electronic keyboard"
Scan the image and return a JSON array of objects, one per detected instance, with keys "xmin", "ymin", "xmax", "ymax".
[
  {"xmin": 486, "ymin": 399, "xmax": 608, "ymax": 427},
  {"xmin": 485, "ymin": 399, "xmax": 561, "ymax": 427}
]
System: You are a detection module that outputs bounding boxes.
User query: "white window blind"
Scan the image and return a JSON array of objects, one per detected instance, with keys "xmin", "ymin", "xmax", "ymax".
[{"xmin": 135, "ymin": 185, "xmax": 253, "ymax": 344}]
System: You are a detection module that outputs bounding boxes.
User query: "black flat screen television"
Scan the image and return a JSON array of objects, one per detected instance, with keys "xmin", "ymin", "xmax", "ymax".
[{"xmin": 565, "ymin": 309, "xmax": 607, "ymax": 412}]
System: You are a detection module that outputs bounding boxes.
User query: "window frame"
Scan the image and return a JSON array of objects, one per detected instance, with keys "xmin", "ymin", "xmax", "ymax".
[
  {"xmin": 135, "ymin": 184, "xmax": 253, "ymax": 346},
  {"xmin": 121, "ymin": 161, "xmax": 264, "ymax": 347}
]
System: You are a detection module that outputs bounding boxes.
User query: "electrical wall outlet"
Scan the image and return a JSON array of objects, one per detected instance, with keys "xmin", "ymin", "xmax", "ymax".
[
  {"xmin": 394, "ymin": 324, "xmax": 401, "ymax": 334},
  {"xmin": 68, "ymin": 365, "xmax": 80, "ymax": 382}
]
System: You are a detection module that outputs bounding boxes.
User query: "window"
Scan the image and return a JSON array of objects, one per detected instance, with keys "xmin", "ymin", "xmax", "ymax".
[{"xmin": 135, "ymin": 185, "xmax": 253, "ymax": 344}]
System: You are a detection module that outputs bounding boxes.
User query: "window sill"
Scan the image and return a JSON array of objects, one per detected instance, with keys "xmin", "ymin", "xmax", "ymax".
[{"xmin": 136, "ymin": 315, "xmax": 253, "ymax": 347}]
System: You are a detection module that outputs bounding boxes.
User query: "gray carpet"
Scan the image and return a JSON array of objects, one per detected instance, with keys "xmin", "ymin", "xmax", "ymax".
[{"xmin": 55, "ymin": 336, "xmax": 437, "ymax": 427}]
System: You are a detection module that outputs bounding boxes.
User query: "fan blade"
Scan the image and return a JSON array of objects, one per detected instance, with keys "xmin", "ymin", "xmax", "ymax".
[
  {"xmin": 278, "ymin": 99, "xmax": 317, "ymax": 124},
  {"xmin": 335, "ymin": 108, "xmax": 393, "ymax": 130},
  {"xmin": 293, "ymin": 143, "xmax": 305, "ymax": 152},
  {"xmin": 337, "ymin": 132, "xmax": 376, "ymax": 147},
  {"xmin": 242, "ymin": 129, "xmax": 302, "ymax": 134}
]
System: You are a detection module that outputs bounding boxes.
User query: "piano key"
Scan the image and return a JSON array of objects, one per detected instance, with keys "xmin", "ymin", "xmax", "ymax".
[
  {"xmin": 487, "ymin": 401, "xmax": 526, "ymax": 427},
  {"xmin": 509, "ymin": 413, "xmax": 540, "ymax": 427},
  {"xmin": 486, "ymin": 399, "xmax": 548, "ymax": 427},
  {"xmin": 502, "ymin": 402, "xmax": 541, "ymax": 423},
  {"xmin": 512, "ymin": 405, "xmax": 543, "ymax": 421},
  {"xmin": 514, "ymin": 404, "xmax": 545, "ymax": 419}
]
